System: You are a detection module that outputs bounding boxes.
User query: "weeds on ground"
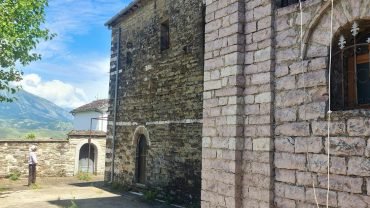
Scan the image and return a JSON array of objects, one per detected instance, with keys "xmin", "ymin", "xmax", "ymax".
[
  {"xmin": 6, "ymin": 169, "xmax": 21, "ymax": 181},
  {"xmin": 111, "ymin": 182, "xmax": 120, "ymax": 190},
  {"xmin": 0, "ymin": 187, "xmax": 9, "ymax": 192},
  {"xmin": 25, "ymin": 133, "xmax": 36, "ymax": 140},
  {"xmin": 66, "ymin": 198, "xmax": 79, "ymax": 208},
  {"xmin": 76, "ymin": 172, "xmax": 91, "ymax": 181},
  {"xmin": 30, "ymin": 183, "xmax": 41, "ymax": 189},
  {"xmin": 143, "ymin": 190, "xmax": 157, "ymax": 201}
]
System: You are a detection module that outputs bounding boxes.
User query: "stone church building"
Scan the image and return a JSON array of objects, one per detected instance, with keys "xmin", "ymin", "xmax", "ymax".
[
  {"xmin": 105, "ymin": 0, "xmax": 204, "ymax": 205},
  {"xmin": 105, "ymin": 0, "xmax": 370, "ymax": 207}
]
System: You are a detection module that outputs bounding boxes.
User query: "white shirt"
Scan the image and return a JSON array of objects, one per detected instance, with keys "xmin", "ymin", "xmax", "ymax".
[{"xmin": 29, "ymin": 152, "xmax": 37, "ymax": 165}]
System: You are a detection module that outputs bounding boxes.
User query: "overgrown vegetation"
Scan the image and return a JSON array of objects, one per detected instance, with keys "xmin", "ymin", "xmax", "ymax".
[
  {"xmin": 25, "ymin": 133, "xmax": 36, "ymax": 140},
  {"xmin": 6, "ymin": 169, "xmax": 21, "ymax": 181},
  {"xmin": 143, "ymin": 190, "xmax": 158, "ymax": 201},
  {"xmin": 76, "ymin": 172, "xmax": 91, "ymax": 181}
]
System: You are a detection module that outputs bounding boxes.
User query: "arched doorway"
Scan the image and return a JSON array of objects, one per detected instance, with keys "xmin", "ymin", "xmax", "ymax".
[
  {"xmin": 135, "ymin": 135, "xmax": 147, "ymax": 184},
  {"xmin": 79, "ymin": 143, "xmax": 95, "ymax": 173}
]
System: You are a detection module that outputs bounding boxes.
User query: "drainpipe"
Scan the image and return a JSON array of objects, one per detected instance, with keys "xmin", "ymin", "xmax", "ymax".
[{"xmin": 110, "ymin": 27, "xmax": 121, "ymax": 183}]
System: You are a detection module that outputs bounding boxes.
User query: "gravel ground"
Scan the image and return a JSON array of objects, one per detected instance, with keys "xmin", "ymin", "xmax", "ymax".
[{"xmin": 0, "ymin": 176, "xmax": 174, "ymax": 208}]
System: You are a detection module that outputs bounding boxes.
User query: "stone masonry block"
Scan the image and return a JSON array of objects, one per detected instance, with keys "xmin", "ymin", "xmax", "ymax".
[
  {"xmin": 338, "ymin": 192, "xmax": 368, "ymax": 208},
  {"xmin": 325, "ymin": 137, "xmax": 365, "ymax": 156},
  {"xmin": 311, "ymin": 121, "xmax": 345, "ymax": 136},
  {"xmin": 348, "ymin": 118, "xmax": 370, "ymax": 136},
  {"xmin": 348, "ymin": 157, "xmax": 370, "ymax": 176},
  {"xmin": 275, "ymin": 122, "xmax": 310, "ymax": 136},
  {"xmin": 318, "ymin": 174, "xmax": 363, "ymax": 193},
  {"xmin": 298, "ymin": 102, "xmax": 326, "ymax": 120},
  {"xmin": 308, "ymin": 154, "xmax": 328, "ymax": 173},
  {"xmin": 275, "ymin": 168, "xmax": 295, "ymax": 183},
  {"xmin": 275, "ymin": 89, "xmax": 305, "ymax": 107},
  {"xmin": 275, "ymin": 108, "xmax": 296, "ymax": 123},
  {"xmin": 275, "ymin": 137, "xmax": 295, "ymax": 153},
  {"xmin": 330, "ymin": 156, "xmax": 347, "ymax": 175},
  {"xmin": 295, "ymin": 137, "xmax": 323, "ymax": 153},
  {"xmin": 253, "ymin": 138, "xmax": 273, "ymax": 151},
  {"xmin": 275, "ymin": 152, "xmax": 306, "ymax": 170},
  {"xmin": 254, "ymin": 47, "xmax": 272, "ymax": 62},
  {"xmin": 306, "ymin": 188, "xmax": 337, "ymax": 207}
]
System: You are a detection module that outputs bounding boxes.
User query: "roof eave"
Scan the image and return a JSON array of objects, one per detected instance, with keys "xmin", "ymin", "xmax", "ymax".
[{"xmin": 105, "ymin": 0, "xmax": 141, "ymax": 27}]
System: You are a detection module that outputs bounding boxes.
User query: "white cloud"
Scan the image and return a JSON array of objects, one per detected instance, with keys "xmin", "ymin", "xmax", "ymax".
[
  {"xmin": 35, "ymin": 0, "xmax": 129, "ymax": 58},
  {"xmin": 21, "ymin": 74, "xmax": 88, "ymax": 108}
]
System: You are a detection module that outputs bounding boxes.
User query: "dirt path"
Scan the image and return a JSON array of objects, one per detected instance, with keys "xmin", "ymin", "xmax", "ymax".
[{"xmin": 0, "ymin": 177, "xmax": 173, "ymax": 208}]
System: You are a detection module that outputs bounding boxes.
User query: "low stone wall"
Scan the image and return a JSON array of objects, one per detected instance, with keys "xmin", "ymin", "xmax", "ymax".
[
  {"xmin": 0, "ymin": 133, "xmax": 106, "ymax": 178},
  {"xmin": 0, "ymin": 140, "xmax": 73, "ymax": 177}
]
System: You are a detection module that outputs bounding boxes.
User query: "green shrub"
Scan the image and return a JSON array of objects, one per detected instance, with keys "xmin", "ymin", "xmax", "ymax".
[
  {"xmin": 25, "ymin": 133, "xmax": 36, "ymax": 140},
  {"xmin": 6, "ymin": 169, "xmax": 21, "ymax": 181},
  {"xmin": 76, "ymin": 172, "xmax": 92, "ymax": 181},
  {"xmin": 143, "ymin": 190, "xmax": 157, "ymax": 201}
]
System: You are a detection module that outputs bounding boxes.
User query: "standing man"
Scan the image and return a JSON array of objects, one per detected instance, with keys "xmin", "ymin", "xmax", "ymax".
[{"xmin": 28, "ymin": 145, "xmax": 38, "ymax": 186}]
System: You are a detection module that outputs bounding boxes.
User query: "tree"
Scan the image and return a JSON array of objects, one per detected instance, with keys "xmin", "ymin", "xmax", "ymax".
[{"xmin": 0, "ymin": 0, "xmax": 54, "ymax": 102}]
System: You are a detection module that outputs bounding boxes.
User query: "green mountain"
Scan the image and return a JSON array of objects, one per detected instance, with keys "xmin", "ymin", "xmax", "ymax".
[{"xmin": 0, "ymin": 90, "xmax": 73, "ymax": 139}]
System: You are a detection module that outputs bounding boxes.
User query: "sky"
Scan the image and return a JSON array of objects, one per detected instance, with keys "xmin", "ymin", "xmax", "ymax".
[{"xmin": 20, "ymin": 0, "xmax": 132, "ymax": 109}]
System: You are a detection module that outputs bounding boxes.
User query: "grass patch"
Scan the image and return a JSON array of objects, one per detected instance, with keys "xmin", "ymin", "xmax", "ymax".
[
  {"xmin": 30, "ymin": 183, "xmax": 41, "ymax": 189},
  {"xmin": 143, "ymin": 190, "xmax": 157, "ymax": 201},
  {"xmin": 6, "ymin": 169, "xmax": 21, "ymax": 181},
  {"xmin": 0, "ymin": 187, "xmax": 9, "ymax": 192},
  {"xmin": 24, "ymin": 133, "xmax": 36, "ymax": 140},
  {"xmin": 76, "ymin": 172, "xmax": 92, "ymax": 181}
]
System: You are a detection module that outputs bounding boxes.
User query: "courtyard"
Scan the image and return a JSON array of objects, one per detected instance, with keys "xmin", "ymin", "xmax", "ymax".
[{"xmin": 0, "ymin": 176, "xmax": 174, "ymax": 208}]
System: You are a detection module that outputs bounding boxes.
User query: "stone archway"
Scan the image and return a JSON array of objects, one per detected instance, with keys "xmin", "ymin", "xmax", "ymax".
[
  {"xmin": 74, "ymin": 140, "xmax": 102, "ymax": 175},
  {"xmin": 78, "ymin": 143, "xmax": 96, "ymax": 173},
  {"xmin": 132, "ymin": 125, "xmax": 151, "ymax": 146},
  {"xmin": 303, "ymin": 0, "xmax": 370, "ymax": 59}
]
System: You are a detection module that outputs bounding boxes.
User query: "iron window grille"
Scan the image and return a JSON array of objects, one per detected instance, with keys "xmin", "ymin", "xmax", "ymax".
[{"xmin": 331, "ymin": 20, "xmax": 370, "ymax": 111}]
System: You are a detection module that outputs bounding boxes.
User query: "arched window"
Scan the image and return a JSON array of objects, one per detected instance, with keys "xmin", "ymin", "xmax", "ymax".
[
  {"xmin": 135, "ymin": 135, "xmax": 147, "ymax": 184},
  {"xmin": 331, "ymin": 20, "xmax": 370, "ymax": 110}
]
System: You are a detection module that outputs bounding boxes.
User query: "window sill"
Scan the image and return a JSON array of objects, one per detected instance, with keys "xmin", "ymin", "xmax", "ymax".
[{"xmin": 331, "ymin": 108, "xmax": 370, "ymax": 118}]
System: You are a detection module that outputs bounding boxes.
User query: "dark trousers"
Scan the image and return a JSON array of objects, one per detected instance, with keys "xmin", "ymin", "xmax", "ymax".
[{"xmin": 28, "ymin": 164, "xmax": 36, "ymax": 185}]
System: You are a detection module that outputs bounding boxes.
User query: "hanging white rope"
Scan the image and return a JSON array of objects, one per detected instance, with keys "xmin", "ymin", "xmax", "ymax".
[{"xmin": 326, "ymin": 0, "xmax": 334, "ymax": 207}]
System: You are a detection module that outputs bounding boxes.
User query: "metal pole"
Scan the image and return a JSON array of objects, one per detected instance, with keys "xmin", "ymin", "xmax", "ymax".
[
  {"xmin": 87, "ymin": 117, "xmax": 93, "ymax": 174},
  {"xmin": 110, "ymin": 27, "xmax": 121, "ymax": 183}
]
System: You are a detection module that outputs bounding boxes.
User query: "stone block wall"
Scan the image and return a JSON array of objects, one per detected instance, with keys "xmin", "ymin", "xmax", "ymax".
[
  {"xmin": 0, "ymin": 140, "xmax": 74, "ymax": 177},
  {"xmin": 273, "ymin": 0, "xmax": 370, "ymax": 207},
  {"xmin": 202, "ymin": 0, "xmax": 245, "ymax": 207},
  {"xmin": 202, "ymin": 0, "xmax": 370, "ymax": 207},
  {"xmin": 105, "ymin": 0, "xmax": 204, "ymax": 205},
  {"xmin": 0, "ymin": 134, "xmax": 106, "ymax": 178}
]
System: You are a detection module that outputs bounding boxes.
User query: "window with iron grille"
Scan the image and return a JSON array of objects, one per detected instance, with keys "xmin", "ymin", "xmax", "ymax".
[
  {"xmin": 331, "ymin": 20, "xmax": 370, "ymax": 110},
  {"xmin": 277, "ymin": 0, "xmax": 306, "ymax": 8}
]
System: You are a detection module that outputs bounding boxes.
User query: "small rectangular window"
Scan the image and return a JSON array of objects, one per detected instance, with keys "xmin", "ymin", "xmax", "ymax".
[
  {"xmin": 160, "ymin": 20, "xmax": 170, "ymax": 51},
  {"xmin": 277, "ymin": 0, "xmax": 306, "ymax": 8}
]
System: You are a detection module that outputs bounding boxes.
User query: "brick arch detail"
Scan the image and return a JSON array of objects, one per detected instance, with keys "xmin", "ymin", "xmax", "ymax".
[
  {"xmin": 303, "ymin": 0, "xmax": 370, "ymax": 58},
  {"xmin": 132, "ymin": 125, "xmax": 151, "ymax": 146}
]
